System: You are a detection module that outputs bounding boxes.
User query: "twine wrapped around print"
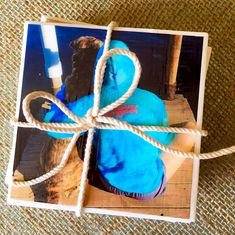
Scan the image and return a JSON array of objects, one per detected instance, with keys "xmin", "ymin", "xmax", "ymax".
[{"xmin": 11, "ymin": 22, "xmax": 235, "ymax": 216}]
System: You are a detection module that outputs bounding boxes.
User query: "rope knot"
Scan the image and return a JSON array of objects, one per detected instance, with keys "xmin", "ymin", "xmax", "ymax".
[{"xmin": 85, "ymin": 108, "xmax": 98, "ymax": 128}]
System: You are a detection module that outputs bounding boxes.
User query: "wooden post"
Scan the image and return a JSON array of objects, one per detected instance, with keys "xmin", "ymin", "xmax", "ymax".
[{"xmin": 167, "ymin": 35, "xmax": 183, "ymax": 100}]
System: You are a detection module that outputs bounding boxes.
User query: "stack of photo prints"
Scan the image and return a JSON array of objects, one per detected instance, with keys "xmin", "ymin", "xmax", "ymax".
[{"xmin": 6, "ymin": 16, "xmax": 211, "ymax": 222}]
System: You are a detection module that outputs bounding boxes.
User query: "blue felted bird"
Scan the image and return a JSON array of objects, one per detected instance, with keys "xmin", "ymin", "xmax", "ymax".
[{"xmin": 44, "ymin": 40, "xmax": 174, "ymax": 197}]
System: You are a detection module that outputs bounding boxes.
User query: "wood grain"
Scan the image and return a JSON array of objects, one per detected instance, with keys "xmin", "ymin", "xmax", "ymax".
[
  {"xmin": 164, "ymin": 94, "xmax": 196, "ymax": 125},
  {"xmin": 85, "ymin": 183, "xmax": 192, "ymax": 208}
]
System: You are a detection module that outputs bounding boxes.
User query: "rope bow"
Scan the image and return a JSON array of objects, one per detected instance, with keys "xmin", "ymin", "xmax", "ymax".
[{"xmin": 11, "ymin": 22, "xmax": 235, "ymax": 216}]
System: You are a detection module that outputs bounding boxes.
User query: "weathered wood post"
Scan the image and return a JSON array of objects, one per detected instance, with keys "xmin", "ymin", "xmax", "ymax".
[{"xmin": 167, "ymin": 35, "xmax": 183, "ymax": 100}]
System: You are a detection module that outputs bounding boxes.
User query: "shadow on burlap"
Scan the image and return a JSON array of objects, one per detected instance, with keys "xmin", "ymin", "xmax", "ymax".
[{"xmin": 0, "ymin": 1, "xmax": 234, "ymax": 234}]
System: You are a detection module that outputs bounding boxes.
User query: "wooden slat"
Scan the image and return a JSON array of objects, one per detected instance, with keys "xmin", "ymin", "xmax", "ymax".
[
  {"xmin": 167, "ymin": 159, "xmax": 193, "ymax": 183},
  {"xmin": 84, "ymin": 183, "xmax": 191, "ymax": 208},
  {"xmin": 164, "ymin": 94, "xmax": 196, "ymax": 125},
  {"xmin": 10, "ymin": 172, "xmax": 35, "ymax": 201}
]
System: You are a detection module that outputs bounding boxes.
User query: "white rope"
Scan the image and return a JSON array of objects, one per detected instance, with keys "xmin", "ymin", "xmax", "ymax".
[
  {"xmin": 11, "ymin": 118, "xmax": 208, "ymax": 136},
  {"xmin": 11, "ymin": 22, "xmax": 235, "ymax": 217}
]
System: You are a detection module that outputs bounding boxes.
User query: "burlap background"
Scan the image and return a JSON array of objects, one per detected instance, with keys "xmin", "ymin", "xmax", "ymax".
[{"xmin": 0, "ymin": 0, "xmax": 234, "ymax": 234}]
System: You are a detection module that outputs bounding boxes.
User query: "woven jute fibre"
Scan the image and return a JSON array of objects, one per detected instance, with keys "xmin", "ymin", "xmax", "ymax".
[{"xmin": 0, "ymin": 0, "xmax": 234, "ymax": 234}]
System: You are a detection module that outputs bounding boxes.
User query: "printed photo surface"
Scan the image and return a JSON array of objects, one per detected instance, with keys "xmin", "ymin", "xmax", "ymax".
[{"xmin": 8, "ymin": 22, "xmax": 208, "ymax": 220}]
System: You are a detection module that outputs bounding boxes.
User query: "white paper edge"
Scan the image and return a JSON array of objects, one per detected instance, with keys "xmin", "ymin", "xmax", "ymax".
[
  {"xmin": 7, "ymin": 198, "xmax": 193, "ymax": 223},
  {"xmin": 40, "ymin": 15, "xmax": 97, "ymax": 26},
  {"xmin": 5, "ymin": 23, "xmax": 29, "ymax": 186},
  {"xmin": 189, "ymin": 32, "xmax": 208, "ymax": 222},
  {"xmin": 6, "ymin": 21, "xmax": 208, "ymax": 223},
  {"xmin": 25, "ymin": 21, "xmax": 208, "ymax": 38}
]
